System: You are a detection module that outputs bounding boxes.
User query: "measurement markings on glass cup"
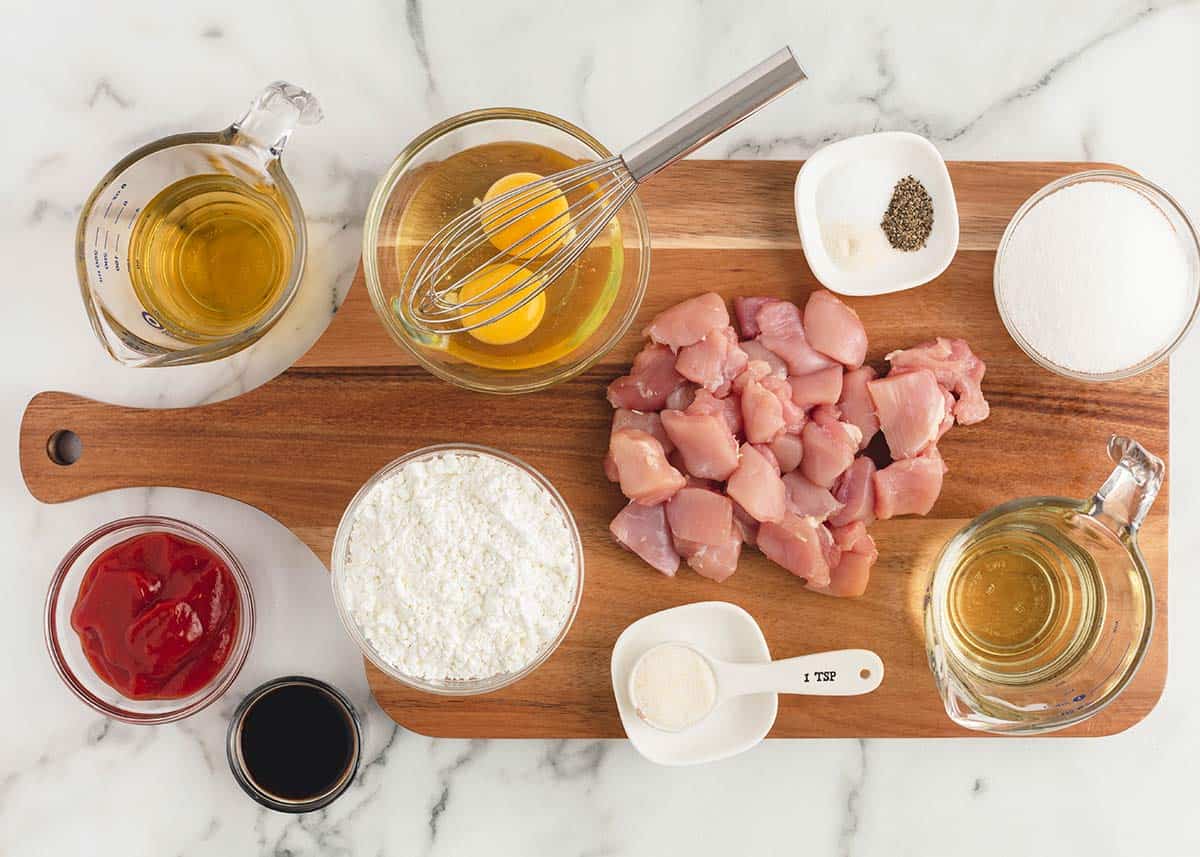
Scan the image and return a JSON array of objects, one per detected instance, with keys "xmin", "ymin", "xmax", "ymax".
[
  {"xmin": 94, "ymin": 183, "xmax": 135, "ymax": 279},
  {"xmin": 92, "ymin": 225, "xmax": 105, "ymax": 284}
]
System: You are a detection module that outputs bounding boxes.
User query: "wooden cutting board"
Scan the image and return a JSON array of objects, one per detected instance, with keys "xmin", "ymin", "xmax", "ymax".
[{"xmin": 20, "ymin": 161, "xmax": 1168, "ymax": 738}]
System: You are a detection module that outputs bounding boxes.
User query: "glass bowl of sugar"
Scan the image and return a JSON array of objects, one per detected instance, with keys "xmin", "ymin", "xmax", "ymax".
[{"xmin": 994, "ymin": 170, "xmax": 1200, "ymax": 381}]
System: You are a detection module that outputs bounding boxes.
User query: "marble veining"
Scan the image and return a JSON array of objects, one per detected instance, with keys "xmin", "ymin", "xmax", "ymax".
[{"xmin": 3, "ymin": 1, "xmax": 1200, "ymax": 854}]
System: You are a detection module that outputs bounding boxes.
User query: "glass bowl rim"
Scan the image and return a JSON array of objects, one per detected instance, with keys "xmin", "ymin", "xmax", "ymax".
[
  {"xmin": 993, "ymin": 168, "xmax": 1200, "ymax": 383},
  {"xmin": 361, "ymin": 107, "xmax": 652, "ymax": 394},
  {"xmin": 330, "ymin": 443, "xmax": 585, "ymax": 696},
  {"xmin": 44, "ymin": 514, "xmax": 256, "ymax": 724}
]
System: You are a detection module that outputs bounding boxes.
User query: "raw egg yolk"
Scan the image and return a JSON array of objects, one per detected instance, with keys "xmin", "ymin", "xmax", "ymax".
[
  {"xmin": 457, "ymin": 263, "xmax": 547, "ymax": 345},
  {"xmin": 481, "ymin": 172, "xmax": 569, "ymax": 259}
]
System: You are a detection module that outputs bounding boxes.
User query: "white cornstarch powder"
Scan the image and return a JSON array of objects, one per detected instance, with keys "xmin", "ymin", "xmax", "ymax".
[
  {"xmin": 340, "ymin": 452, "xmax": 577, "ymax": 680},
  {"xmin": 998, "ymin": 180, "xmax": 1195, "ymax": 375}
]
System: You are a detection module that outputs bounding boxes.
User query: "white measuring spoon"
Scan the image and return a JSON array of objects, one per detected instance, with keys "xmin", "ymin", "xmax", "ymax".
[{"xmin": 629, "ymin": 641, "xmax": 884, "ymax": 733}]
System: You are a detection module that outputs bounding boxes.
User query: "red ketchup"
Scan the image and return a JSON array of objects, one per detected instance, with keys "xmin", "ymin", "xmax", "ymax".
[{"xmin": 70, "ymin": 531, "xmax": 240, "ymax": 700}]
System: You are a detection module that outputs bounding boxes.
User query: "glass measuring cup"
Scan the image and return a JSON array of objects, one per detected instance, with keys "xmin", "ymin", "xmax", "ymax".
[
  {"xmin": 924, "ymin": 435, "xmax": 1161, "ymax": 734},
  {"xmin": 75, "ymin": 82, "xmax": 322, "ymax": 367}
]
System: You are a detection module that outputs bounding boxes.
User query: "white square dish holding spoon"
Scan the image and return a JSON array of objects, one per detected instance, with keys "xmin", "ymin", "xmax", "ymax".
[{"xmin": 611, "ymin": 602, "xmax": 883, "ymax": 765}]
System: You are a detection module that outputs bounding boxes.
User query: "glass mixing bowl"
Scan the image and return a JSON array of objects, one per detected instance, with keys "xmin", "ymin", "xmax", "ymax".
[
  {"xmin": 45, "ymin": 516, "xmax": 255, "ymax": 724},
  {"xmin": 362, "ymin": 108, "xmax": 651, "ymax": 394},
  {"xmin": 330, "ymin": 444, "xmax": 585, "ymax": 696},
  {"xmin": 994, "ymin": 170, "xmax": 1200, "ymax": 382}
]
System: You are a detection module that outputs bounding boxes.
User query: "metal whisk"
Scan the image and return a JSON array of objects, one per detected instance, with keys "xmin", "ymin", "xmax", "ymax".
[{"xmin": 400, "ymin": 48, "xmax": 806, "ymax": 336}]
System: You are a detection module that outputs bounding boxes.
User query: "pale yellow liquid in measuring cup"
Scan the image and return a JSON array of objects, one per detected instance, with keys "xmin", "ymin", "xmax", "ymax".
[
  {"xmin": 942, "ymin": 504, "xmax": 1119, "ymax": 683},
  {"xmin": 128, "ymin": 174, "xmax": 294, "ymax": 341}
]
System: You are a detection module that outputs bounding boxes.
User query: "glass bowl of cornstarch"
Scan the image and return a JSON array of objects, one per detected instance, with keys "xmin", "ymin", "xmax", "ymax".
[
  {"xmin": 995, "ymin": 170, "xmax": 1200, "ymax": 381},
  {"xmin": 331, "ymin": 444, "xmax": 584, "ymax": 695}
]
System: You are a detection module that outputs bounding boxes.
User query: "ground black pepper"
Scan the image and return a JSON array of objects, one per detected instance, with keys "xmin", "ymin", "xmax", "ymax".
[{"xmin": 881, "ymin": 175, "xmax": 934, "ymax": 251}]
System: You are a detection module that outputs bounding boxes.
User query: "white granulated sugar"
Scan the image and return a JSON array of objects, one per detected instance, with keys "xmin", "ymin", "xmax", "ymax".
[
  {"xmin": 998, "ymin": 181, "xmax": 1194, "ymax": 374},
  {"xmin": 340, "ymin": 452, "xmax": 577, "ymax": 680}
]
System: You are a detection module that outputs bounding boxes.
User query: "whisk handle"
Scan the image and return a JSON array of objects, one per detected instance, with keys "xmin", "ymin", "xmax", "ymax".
[{"xmin": 620, "ymin": 47, "xmax": 806, "ymax": 183}]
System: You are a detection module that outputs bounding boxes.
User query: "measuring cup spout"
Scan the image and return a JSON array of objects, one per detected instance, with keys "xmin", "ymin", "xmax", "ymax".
[
  {"xmin": 1089, "ymin": 435, "xmax": 1164, "ymax": 538},
  {"xmin": 232, "ymin": 81, "xmax": 323, "ymax": 157}
]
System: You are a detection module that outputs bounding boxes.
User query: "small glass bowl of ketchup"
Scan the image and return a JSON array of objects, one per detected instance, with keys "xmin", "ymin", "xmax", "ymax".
[{"xmin": 45, "ymin": 516, "xmax": 255, "ymax": 724}]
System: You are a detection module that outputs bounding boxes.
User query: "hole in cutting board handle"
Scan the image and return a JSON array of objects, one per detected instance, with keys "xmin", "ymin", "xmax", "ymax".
[{"xmin": 47, "ymin": 430, "xmax": 82, "ymax": 466}]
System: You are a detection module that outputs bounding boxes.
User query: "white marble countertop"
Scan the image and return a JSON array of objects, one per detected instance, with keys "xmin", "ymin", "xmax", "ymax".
[{"xmin": 4, "ymin": 2, "xmax": 1199, "ymax": 854}]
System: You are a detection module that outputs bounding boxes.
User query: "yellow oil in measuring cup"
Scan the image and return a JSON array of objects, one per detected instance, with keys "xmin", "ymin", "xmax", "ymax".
[
  {"xmin": 128, "ymin": 174, "xmax": 295, "ymax": 341},
  {"xmin": 76, "ymin": 81, "xmax": 321, "ymax": 366}
]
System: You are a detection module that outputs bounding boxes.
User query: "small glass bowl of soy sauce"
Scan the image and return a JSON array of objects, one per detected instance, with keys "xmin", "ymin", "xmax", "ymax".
[{"xmin": 226, "ymin": 676, "xmax": 362, "ymax": 813}]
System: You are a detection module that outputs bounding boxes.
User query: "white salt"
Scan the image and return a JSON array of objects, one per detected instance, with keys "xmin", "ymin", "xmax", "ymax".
[
  {"xmin": 997, "ymin": 181, "xmax": 1194, "ymax": 374},
  {"xmin": 816, "ymin": 159, "xmax": 896, "ymax": 271}
]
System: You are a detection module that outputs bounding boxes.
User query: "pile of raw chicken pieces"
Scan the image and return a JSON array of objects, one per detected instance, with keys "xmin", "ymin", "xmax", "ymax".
[{"xmin": 605, "ymin": 291, "xmax": 990, "ymax": 597}]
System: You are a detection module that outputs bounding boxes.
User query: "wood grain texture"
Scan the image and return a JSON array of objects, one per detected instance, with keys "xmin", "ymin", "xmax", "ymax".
[{"xmin": 20, "ymin": 161, "xmax": 1167, "ymax": 738}]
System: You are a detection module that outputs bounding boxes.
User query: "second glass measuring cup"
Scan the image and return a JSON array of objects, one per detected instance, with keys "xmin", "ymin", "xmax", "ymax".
[
  {"xmin": 76, "ymin": 82, "xmax": 321, "ymax": 367},
  {"xmin": 925, "ymin": 435, "xmax": 1161, "ymax": 734}
]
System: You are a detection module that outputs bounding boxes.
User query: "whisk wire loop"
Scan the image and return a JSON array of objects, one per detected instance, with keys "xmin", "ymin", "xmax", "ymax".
[{"xmin": 401, "ymin": 158, "xmax": 636, "ymax": 335}]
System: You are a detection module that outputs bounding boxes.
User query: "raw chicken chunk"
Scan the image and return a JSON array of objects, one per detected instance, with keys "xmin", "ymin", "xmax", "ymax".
[
  {"xmin": 803, "ymin": 290, "xmax": 868, "ymax": 368},
  {"xmin": 868, "ymin": 369, "xmax": 946, "ymax": 460},
  {"xmin": 830, "ymin": 520, "xmax": 870, "ymax": 551},
  {"xmin": 661, "ymin": 409, "xmax": 739, "ymax": 480},
  {"xmin": 741, "ymin": 377, "xmax": 785, "ymax": 443},
  {"xmin": 887, "ymin": 338, "xmax": 990, "ymax": 425},
  {"xmin": 770, "ymin": 432, "xmax": 804, "ymax": 474},
  {"xmin": 604, "ymin": 409, "xmax": 672, "ymax": 482},
  {"xmin": 666, "ymin": 487, "xmax": 734, "ymax": 546},
  {"xmin": 739, "ymin": 339, "xmax": 789, "ymax": 377},
  {"xmin": 607, "ymin": 343, "xmax": 685, "ymax": 411},
  {"xmin": 755, "ymin": 300, "xmax": 839, "ymax": 376},
  {"xmin": 829, "ymin": 456, "xmax": 876, "ymax": 527},
  {"xmin": 758, "ymin": 514, "xmax": 832, "ymax": 587},
  {"xmin": 808, "ymin": 522, "xmax": 878, "ymax": 597},
  {"xmin": 665, "ymin": 382, "xmax": 697, "ymax": 411},
  {"xmin": 732, "ymin": 359, "xmax": 772, "ymax": 393},
  {"xmin": 788, "ymin": 366, "xmax": 844, "ymax": 409},
  {"xmin": 733, "ymin": 296, "xmax": 778, "ymax": 339},
  {"xmin": 687, "ymin": 388, "xmax": 742, "ymax": 437},
  {"xmin": 815, "ymin": 520, "xmax": 842, "ymax": 572},
  {"xmin": 609, "ymin": 429, "xmax": 686, "ymax": 505},
  {"xmin": 937, "ymin": 387, "xmax": 955, "ymax": 441},
  {"xmin": 731, "ymin": 501, "xmax": 760, "ymax": 547},
  {"xmin": 811, "ymin": 402, "xmax": 842, "ymax": 424},
  {"xmin": 781, "ymin": 472, "xmax": 843, "ymax": 522},
  {"xmin": 799, "ymin": 417, "xmax": 860, "ymax": 488},
  {"xmin": 761, "ymin": 376, "xmax": 805, "ymax": 433},
  {"xmin": 610, "ymin": 502, "xmax": 680, "ymax": 576},
  {"xmin": 726, "ymin": 443, "xmax": 787, "ymax": 523},
  {"xmin": 752, "ymin": 443, "xmax": 782, "ymax": 475},
  {"xmin": 675, "ymin": 527, "xmax": 743, "ymax": 583},
  {"xmin": 838, "ymin": 366, "xmax": 879, "ymax": 450},
  {"xmin": 614, "ymin": 409, "xmax": 672, "ymax": 452},
  {"xmin": 874, "ymin": 446, "xmax": 947, "ymax": 519},
  {"xmin": 676, "ymin": 326, "xmax": 748, "ymax": 393},
  {"xmin": 644, "ymin": 292, "xmax": 729, "ymax": 351}
]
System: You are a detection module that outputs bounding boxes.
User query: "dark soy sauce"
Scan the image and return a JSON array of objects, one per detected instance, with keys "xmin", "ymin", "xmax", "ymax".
[{"xmin": 229, "ymin": 677, "xmax": 360, "ymax": 811}]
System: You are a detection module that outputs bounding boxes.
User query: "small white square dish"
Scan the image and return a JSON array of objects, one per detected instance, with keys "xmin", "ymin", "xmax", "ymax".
[
  {"xmin": 794, "ymin": 131, "xmax": 959, "ymax": 296},
  {"xmin": 611, "ymin": 601, "xmax": 776, "ymax": 766}
]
